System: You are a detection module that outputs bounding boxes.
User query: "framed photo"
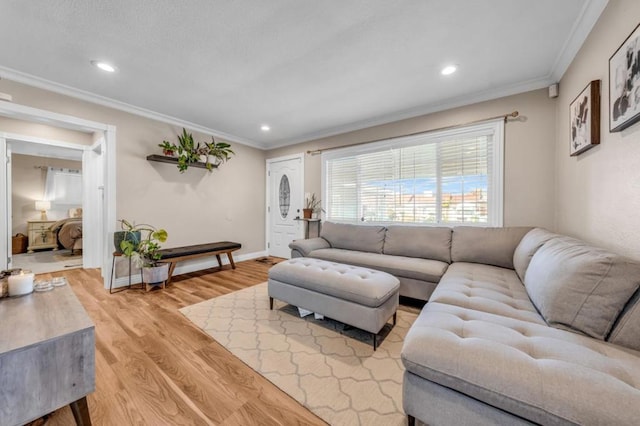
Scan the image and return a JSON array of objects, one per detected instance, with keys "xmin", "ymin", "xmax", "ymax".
[
  {"xmin": 610, "ymin": 22, "xmax": 640, "ymax": 132},
  {"xmin": 570, "ymin": 80, "xmax": 600, "ymax": 156}
]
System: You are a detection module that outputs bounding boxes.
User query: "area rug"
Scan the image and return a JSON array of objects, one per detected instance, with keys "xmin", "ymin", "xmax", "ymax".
[{"xmin": 180, "ymin": 283, "xmax": 417, "ymax": 426}]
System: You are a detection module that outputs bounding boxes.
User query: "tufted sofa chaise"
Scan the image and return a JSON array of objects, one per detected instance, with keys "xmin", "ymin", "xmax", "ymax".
[{"xmin": 289, "ymin": 223, "xmax": 640, "ymax": 425}]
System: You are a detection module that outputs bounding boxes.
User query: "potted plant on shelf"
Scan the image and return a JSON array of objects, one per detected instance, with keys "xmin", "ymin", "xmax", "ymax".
[
  {"xmin": 195, "ymin": 144, "xmax": 217, "ymax": 171},
  {"xmin": 175, "ymin": 128, "xmax": 201, "ymax": 173},
  {"xmin": 158, "ymin": 140, "xmax": 178, "ymax": 157},
  {"xmin": 157, "ymin": 128, "xmax": 235, "ymax": 173},
  {"xmin": 206, "ymin": 137, "xmax": 235, "ymax": 168},
  {"xmin": 118, "ymin": 220, "xmax": 169, "ymax": 286},
  {"xmin": 303, "ymin": 193, "xmax": 323, "ymax": 219}
]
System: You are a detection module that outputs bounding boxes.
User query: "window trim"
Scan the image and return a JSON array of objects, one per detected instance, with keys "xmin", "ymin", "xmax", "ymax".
[{"xmin": 321, "ymin": 119, "xmax": 504, "ymax": 227}]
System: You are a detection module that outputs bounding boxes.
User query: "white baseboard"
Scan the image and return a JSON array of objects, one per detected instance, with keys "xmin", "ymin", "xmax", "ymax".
[{"xmin": 110, "ymin": 250, "xmax": 269, "ymax": 289}]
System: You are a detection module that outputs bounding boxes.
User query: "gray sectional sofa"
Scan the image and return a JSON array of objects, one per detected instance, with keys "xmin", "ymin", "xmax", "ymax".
[{"xmin": 289, "ymin": 223, "xmax": 640, "ymax": 425}]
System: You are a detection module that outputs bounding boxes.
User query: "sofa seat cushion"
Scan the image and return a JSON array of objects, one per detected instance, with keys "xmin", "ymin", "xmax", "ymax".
[
  {"xmin": 308, "ymin": 248, "xmax": 448, "ymax": 283},
  {"xmin": 402, "ymin": 302, "xmax": 640, "ymax": 426},
  {"xmin": 430, "ymin": 262, "xmax": 545, "ymax": 325}
]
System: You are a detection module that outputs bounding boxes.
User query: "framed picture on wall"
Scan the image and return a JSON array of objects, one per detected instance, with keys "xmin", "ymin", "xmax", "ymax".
[
  {"xmin": 570, "ymin": 80, "xmax": 600, "ymax": 156},
  {"xmin": 610, "ymin": 22, "xmax": 640, "ymax": 132}
]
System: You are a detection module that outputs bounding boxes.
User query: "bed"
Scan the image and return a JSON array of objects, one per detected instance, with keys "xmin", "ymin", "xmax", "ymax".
[{"xmin": 49, "ymin": 208, "xmax": 83, "ymax": 253}]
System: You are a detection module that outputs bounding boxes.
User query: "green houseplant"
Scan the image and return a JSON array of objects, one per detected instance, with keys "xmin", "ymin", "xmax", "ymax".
[
  {"xmin": 205, "ymin": 137, "xmax": 235, "ymax": 168},
  {"xmin": 118, "ymin": 219, "xmax": 169, "ymax": 285},
  {"xmin": 176, "ymin": 128, "xmax": 200, "ymax": 173},
  {"xmin": 113, "ymin": 221, "xmax": 141, "ymax": 254},
  {"xmin": 160, "ymin": 128, "xmax": 235, "ymax": 173},
  {"xmin": 158, "ymin": 140, "xmax": 178, "ymax": 156}
]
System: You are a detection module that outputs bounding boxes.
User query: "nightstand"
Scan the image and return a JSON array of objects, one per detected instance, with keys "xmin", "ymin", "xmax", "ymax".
[{"xmin": 26, "ymin": 220, "xmax": 58, "ymax": 253}]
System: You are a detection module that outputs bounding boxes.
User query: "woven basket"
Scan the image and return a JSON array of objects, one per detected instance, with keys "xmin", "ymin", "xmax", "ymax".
[{"xmin": 12, "ymin": 234, "xmax": 27, "ymax": 254}]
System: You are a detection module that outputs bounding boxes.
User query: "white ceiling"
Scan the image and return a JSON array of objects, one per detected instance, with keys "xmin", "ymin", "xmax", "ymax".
[{"xmin": 0, "ymin": 0, "xmax": 608, "ymax": 149}]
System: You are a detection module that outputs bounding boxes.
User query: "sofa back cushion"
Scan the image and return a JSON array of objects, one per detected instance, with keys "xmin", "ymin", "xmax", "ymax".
[
  {"xmin": 451, "ymin": 227, "xmax": 531, "ymax": 269},
  {"xmin": 525, "ymin": 237, "xmax": 640, "ymax": 340},
  {"xmin": 383, "ymin": 226, "xmax": 452, "ymax": 263},
  {"xmin": 320, "ymin": 222, "xmax": 386, "ymax": 253},
  {"xmin": 608, "ymin": 289, "xmax": 640, "ymax": 351},
  {"xmin": 512, "ymin": 228, "xmax": 557, "ymax": 281}
]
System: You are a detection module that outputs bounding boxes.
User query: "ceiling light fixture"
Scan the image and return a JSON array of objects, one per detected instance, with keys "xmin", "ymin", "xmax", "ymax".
[
  {"xmin": 261, "ymin": 125, "xmax": 271, "ymax": 132},
  {"xmin": 91, "ymin": 60, "xmax": 116, "ymax": 73},
  {"xmin": 441, "ymin": 65, "xmax": 457, "ymax": 76}
]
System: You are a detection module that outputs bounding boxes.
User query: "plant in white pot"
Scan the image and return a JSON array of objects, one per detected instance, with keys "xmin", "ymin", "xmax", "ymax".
[
  {"xmin": 118, "ymin": 220, "xmax": 169, "ymax": 287},
  {"xmin": 205, "ymin": 137, "xmax": 234, "ymax": 168}
]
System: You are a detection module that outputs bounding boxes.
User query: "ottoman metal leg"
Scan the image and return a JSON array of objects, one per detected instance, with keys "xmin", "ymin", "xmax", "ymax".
[
  {"xmin": 407, "ymin": 414, "xmax": 416, "ymax": 426},
  {"xmin": 269, "ymin": 297, "xmax": 274, "ymax": 310},
  {"xmin": 393, "ymin": 311, "xmax": 397, "ymax": 325},
  {"xmin": 373, "ymin": 334, "xmax": 377, "ymax": 351}
]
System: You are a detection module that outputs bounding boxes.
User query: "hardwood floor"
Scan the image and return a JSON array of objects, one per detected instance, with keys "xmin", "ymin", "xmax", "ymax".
[{"xmin": 31, "ymin": 257, "xmax": 327, "ymax": 426}]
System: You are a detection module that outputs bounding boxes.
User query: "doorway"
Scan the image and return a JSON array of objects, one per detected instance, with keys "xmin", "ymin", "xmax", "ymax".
[
  {"xmin": 0, "ymin": 101, "xmax": 116, "ymax": 288},
  {"xmin": 8, "ymin": 138, "xmax": 86, "ymax": 274},
  {"xmin": 266, "ymin": 154, "xmax": 304, "ymax": 258}
]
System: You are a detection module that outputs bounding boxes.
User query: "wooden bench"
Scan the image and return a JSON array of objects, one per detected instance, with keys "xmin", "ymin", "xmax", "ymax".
[{"xmin": 158, "ymin": 241, "xmax": 241, "ymax": 284}]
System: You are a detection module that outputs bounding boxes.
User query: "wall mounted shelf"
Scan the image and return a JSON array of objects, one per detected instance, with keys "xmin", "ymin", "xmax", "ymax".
[{"xmin": 146, "ymin": 154, "xmax": 218, "ymax": 169}]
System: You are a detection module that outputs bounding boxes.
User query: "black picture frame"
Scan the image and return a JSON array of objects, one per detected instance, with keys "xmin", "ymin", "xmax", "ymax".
[
  {"xmin": 610, "ymin": 22, "xmax": 640, "ymax": 132},
  {"xmin": 570, "ymin": 80, "xmax": 600, "ymax": 156}
]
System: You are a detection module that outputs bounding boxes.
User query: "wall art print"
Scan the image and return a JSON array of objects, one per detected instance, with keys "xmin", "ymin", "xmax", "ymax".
[
  {"xmin": 610, "ymin": 22, "xmax": 640, "ymax": 132},
  {"xmin": 570, "ymin": 80, "xmax": 600, "ymax": 156}
]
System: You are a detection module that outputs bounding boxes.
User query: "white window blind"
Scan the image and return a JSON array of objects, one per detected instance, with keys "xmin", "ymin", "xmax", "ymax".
[{"xmin": 322, "ymin": 119, "xmax": 504, "ymax": 226}]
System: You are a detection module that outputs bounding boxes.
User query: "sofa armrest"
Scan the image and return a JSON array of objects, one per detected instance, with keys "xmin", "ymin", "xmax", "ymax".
[{"xmin": 289, "ymin": 238, "xmax": 330, "ymax": 257}]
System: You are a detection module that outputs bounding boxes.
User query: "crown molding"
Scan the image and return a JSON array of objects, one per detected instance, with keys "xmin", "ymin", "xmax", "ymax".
[
  {"xmin": 0, "ymin": 66, "xmax": 265, "ymax": 149},
  {"xmin": 549, "ymin": 0, "xmax": 609, "ymax": 82},
  {"xmin": 266, "ymin": 75, "xmax": 554, "ymax": 150}
]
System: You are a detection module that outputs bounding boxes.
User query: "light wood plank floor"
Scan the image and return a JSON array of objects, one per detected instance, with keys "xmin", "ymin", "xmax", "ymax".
[{"xmin": 30, "ymin": 257, "xmax": 328, "ymax": 426}]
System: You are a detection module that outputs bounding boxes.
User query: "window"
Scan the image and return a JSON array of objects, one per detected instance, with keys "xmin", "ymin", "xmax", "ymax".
[
  {"xmin": 44, "ymin": 167, "xmax": 82, "ymax": 206},
  {"xmin": 322, "ymin": 119, "xmax": 504, "ymax": 226}
]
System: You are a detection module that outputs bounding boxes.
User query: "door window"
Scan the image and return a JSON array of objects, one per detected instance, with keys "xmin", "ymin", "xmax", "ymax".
[{"xmin": 279, "ymin": 174, "xmax": 291, "ymax": 218}]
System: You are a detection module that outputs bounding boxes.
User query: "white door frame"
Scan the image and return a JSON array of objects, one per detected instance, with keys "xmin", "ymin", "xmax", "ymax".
[
  {"xmin": 0, "ymin": 101, "xmax": 116, "ymax": 288},
  {"xmin": 3, "ymin": 133, "xmax": 89, "ymax": 266},
  {"xmin": 82, "ymin": 137, "xmax": 105, "ymax": 269},
  {"xmin": 0, "ymin": 138, "xmax": 12, "ymax": 269},
  {"xmin": 265, "ymin": 153, "xmax": 304, "ymax": 255}
]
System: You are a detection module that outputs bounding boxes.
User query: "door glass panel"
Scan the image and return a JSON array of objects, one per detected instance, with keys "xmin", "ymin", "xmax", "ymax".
[{"xmin": 279, "ymin": 174, "xmax": 290, "ymax": 218}]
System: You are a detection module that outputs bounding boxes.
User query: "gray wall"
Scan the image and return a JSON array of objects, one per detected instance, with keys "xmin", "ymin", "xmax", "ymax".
[{"xmin": 555, "ymin": 0, "xmax": 640, "ymax": 259}]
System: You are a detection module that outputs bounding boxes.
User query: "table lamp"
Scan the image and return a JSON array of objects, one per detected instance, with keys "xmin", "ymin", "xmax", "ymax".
[{"xmin": 35, "ymin": 200, "xmax": 51, "ymax": 220}]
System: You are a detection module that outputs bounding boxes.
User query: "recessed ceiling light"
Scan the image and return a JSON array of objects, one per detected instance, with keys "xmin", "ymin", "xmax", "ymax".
[
  {"xmin": 261, "ymin": 125, "xmax": 271, "ymax": 132},
  {"xmin": 441, "ymin": 65, "xmax": 457, "ymax": 76},
  {"xmin": 91, "ymin": 60, "xmax": 116, "ymax": 73}
]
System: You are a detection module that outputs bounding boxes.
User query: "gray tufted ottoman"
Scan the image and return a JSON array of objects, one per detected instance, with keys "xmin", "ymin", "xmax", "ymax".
[{"xmin": 268, "ymin": 258, "xmax": 400, "ymax": 350}]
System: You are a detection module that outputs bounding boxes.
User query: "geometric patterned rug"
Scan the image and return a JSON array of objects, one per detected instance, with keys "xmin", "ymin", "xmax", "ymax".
[{"xmin": 180, "ymin": 282, "xmax": 418, "ymax": 426}]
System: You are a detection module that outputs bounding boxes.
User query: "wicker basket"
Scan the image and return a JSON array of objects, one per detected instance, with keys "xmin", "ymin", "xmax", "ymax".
[{"xmin": 12, "ymin": 233, "xmax": 28, "ymax": 254}]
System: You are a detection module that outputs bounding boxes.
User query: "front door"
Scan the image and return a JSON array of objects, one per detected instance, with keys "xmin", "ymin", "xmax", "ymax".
[{"xmin": 267, "ymin": 155, "xmax": 303, "ymax": 258}]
